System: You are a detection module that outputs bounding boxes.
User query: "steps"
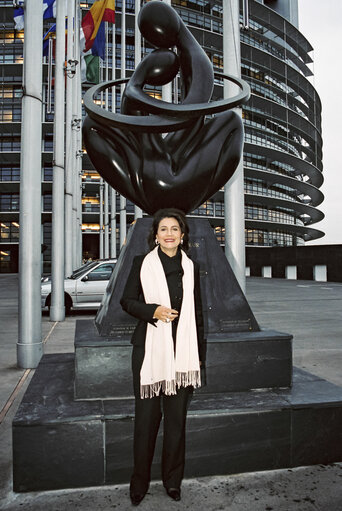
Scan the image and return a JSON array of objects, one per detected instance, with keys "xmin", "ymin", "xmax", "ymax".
[{"xmin": 13, "ymin": 352, "xmax": 342, "ymax": 492}]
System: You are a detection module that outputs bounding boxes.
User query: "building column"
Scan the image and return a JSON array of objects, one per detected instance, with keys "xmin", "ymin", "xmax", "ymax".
[
  {"xmin": 50, "ymin": 0, "xmax": 66, "ymax": 321},
  {"xmin": 223, "ymin": 0, "xmax": 246, "ymax": 294},
  {"xmin": 64, "ymin": 0, "xmax": 76, "ymax": 277},
  {"xmin": 17, "ymin": 0, "xmax": 44, "ymax": 368}
]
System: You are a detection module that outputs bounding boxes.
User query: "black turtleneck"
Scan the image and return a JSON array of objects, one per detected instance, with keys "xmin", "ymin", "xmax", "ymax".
[
  {"xmin": 158, "ymin": 246, "xmax": 184, "ymax": 340},
  {"xmin": 158, "ymin": 246, "xmax": 183, "ymax": 312}
]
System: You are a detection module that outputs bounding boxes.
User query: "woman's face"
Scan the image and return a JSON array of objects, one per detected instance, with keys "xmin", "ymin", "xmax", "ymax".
[{"xmin": 156, "ymin": 217, "xmax": 183, "ymax": 255}]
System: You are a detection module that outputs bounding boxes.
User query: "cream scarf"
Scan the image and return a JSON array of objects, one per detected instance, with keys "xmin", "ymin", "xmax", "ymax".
[{"xmin": 139, "ymin": 246, "xmax": 201, "ymax": 399}]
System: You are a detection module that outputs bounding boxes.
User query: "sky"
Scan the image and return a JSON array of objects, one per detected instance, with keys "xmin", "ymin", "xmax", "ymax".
[{"xmin": 297, "ymin": 0, "xmax": 342, "ymax": 244}]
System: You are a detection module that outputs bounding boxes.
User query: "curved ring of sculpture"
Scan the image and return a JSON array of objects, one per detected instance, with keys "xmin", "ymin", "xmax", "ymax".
[{"xmin": 83, "ymin": 73, "xmax": 250, "ymax": 133}]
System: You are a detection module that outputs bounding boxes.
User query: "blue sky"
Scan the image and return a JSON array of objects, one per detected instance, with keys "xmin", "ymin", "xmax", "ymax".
[{"xmin": 298, "ymin": 0, "xmax": 342, "ymax": 244}]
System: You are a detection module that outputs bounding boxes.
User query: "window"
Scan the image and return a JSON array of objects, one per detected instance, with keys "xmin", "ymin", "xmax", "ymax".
[
  {"xmin": 0, "ymin": 166, "xmax": 20, "ymax": 181},
  {"xmin": 192, "ymin": 200, "xmax": 214, "ymax": 216},
  {"xmin": 87, "ymin": 263, "xmax": 115, "ymax": 281},
  {"xmin": 0, "ymin": 86, "xmax": 22, "ymax": 98},
  {"xmin": 245, "ymin": 228, "xmax": 297, "ymax": 247},
  {"xmin": 0, "ymin": 194, "xmax": 19, "ymax": 211},
  {"xmin": 0, "ymin": 249, "xmax": 12, "ymax": 273},
  {"xmin": 43, "ymin": 166, "xmax": 53, "ymax": 181},
  {"xmin": 82, "ymin": 223, "xmax": 100, "ymax": 232},
  {"xmin": 83, "ymin": 170, "xmax": 100, "ymax": 182},
  {"xmin": 43, "ymin": 136, "xmax": 53, "ymax": 152},
  {"xmin": 0, "ymin": 222, "xmax": 19, "ymax": 242},
  {"xmin": 0, "ymin": 135, "xmax": 21, "ymax": 151},
  {"xmin": 215, "ymin": 226, "xmax": 225, "ymax": 244},
  {"xmin": 43, "ymin": 195, "xmax": 52, "ymax": 212},
  {"xmin": 82, "ymin": 196, "xmax": 100, "ymax": 213}
]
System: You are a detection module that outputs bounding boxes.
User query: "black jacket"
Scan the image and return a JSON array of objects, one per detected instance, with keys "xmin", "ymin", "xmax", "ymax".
[{"xmin": 120, "ymin": 252, "xmax": 206, "ymax": 363}]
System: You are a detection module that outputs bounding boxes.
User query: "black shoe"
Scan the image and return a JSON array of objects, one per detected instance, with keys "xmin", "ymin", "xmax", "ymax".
[
  {"xmin": 166, "ymin": 487, "xmax": 181, "ymax": 501},
  {"xmin": 130, "ymin": 491, "xmax": 146, "ymax": 506}
]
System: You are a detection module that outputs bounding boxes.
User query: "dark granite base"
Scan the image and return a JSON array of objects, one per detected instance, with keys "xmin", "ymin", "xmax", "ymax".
[
  {"xmin": 74, "ymin": 320, "xmax": 292, "ymax": 399},
  {"xmin": 13, "ymin": 354, "xmax": 342, "ymax": 492}
]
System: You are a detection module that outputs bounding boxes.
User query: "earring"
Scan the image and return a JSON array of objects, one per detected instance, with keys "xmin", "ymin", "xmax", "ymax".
[
  {"xmin": 155, "ymin": 238, "xmax": 159, "ymax": 245},
  {"xmin": 181, "ymin": 239, "xmax": 184, "ymax": 245}
]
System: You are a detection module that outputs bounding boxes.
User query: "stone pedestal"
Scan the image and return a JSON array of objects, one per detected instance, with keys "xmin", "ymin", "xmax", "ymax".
[
  {"xmin": 13, "ymin": 353, "xmax": 342, "ymax": 492},
  {"xmin": 74, "ymin": 319, "xmax": 292, "ymax": 400}
]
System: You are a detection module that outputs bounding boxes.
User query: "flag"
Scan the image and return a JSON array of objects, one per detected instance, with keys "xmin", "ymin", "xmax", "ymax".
[
  {"xmin": 80, "ymin": 0, "xmax": 115, "ymax": 84},
  {"xmin": 43, "ymin": 0, "xmax": 57, "ymax": 20},
  {"xmin": 14, "ymin": 0, "xmax": 56, "ymax": 31},
  {"xmin": 13, "ymin": 4, "xmax": 24, "ymax": 31},
  {"xmin": 81, "ymin": 0, "xmax": 115, "ymax": 53},
  {"xmin": 91, "ymin": 21, "xmax": 105, "ymax": 60},
  {"xmin": 82, "ymin": 55, "xmax": 101, "ymax": 84}
]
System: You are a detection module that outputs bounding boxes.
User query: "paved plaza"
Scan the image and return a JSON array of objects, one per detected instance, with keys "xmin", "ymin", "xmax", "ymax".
[{"xmin": 0, "ymin": 274, "xmax": 342, "ymax": 510}]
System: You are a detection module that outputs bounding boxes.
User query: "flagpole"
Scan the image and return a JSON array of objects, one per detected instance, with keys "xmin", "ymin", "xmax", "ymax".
[
  {"xmin": 47, "ymin": 37, "xmax": 53, "ymax": 114},
  {"xmin": 223, "ymin": 0, "xmax": 246, "ymax": 293},
  {"xmin": 104, "ymin": 21, "xmax": 109, "ymax": 258},
  {"xmin": 98, "ymin": 62, "xmax": 104, "ymax": 259},
  {"xmin": 50, "ymin": 0, "xmax": 66, "ymax": 321},
  {"xmin": 110, "ymin": 20, "xmax": 117, "ymax": 258},
  {"xmin": 120, "ymin": 0, "xmax": 126, "ymax": 248},
  {"xmin": 65, "ymin": 0, "xmax": 75, "ymax": 277},
  {"xmin": 110, "ymin": 188, "xmax": 117, "ymax": 258},
  {"xmin": 161, "ymin": 0, "xmax": 172, "ymax": 104},
  {"xmin": 17, "ymin": 0, "xmax": 44, "ymax": 368},
  {"xmin": 72, "ymin": 0, "xmax": 81, "ymax": 269},
  {"xmin": 99, "ymin": 177, "xmax": 104, "ymax": 258},
  {"xmin": 76, "ymin": 57, "xmax": 83, "ymax": 268},
  {"xmin": 134, "ymin": 0, "xmax": 142, "ymax": 220}
]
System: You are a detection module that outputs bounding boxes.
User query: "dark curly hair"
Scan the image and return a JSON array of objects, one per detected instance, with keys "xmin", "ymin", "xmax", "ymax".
[{"xmin": 147, "ymin": 208, "xmax": 190, "ymax": 252}]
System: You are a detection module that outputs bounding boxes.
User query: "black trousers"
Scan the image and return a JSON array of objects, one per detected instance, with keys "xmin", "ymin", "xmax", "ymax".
[{"xmin": 131, "ymin": 346, "xmax": 193, "ymax": 493}]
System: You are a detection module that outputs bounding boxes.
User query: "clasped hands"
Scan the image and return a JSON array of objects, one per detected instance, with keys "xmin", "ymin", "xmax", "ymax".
[{"xmin": 153, "ymin": 305, "xmax": 178, "ymax": 323}]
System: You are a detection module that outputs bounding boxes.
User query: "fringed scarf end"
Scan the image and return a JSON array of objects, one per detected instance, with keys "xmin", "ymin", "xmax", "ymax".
[
  {"xmin": 140, "ymin": 370, "xmax": 201, "ymax": 399},
  {"xmin": 176, "ymin": 370, "xmax": 201, "ymax": 389}
]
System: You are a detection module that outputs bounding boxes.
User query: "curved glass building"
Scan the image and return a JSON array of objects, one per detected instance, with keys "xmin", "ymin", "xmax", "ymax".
[
  {"xmin": 0, "ymin": 0, "xmax": 324, "ymax": 272},
  {"xmin": 172, "ymin": 0, "xmax": 324, "ymax": 248}
]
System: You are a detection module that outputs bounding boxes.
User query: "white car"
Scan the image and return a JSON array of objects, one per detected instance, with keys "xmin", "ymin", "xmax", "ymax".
[{"xmin": 41, "ymin": 259, "xmax": 116, "ymax": 313}]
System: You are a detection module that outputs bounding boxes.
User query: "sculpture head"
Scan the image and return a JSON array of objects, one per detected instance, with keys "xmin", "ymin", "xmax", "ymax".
[
  {"xmin": 138, "ymin": 1, "xmax": 181, "ymax": 48},
  {"xmin": 134, "ymin": 49, "xmax": 179, "ymax": 87}
]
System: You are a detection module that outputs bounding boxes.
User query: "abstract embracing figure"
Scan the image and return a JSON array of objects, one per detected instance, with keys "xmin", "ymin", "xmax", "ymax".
[{"xmin": 82, "ymin": 0, "xmax": 250, "ymax": 215}]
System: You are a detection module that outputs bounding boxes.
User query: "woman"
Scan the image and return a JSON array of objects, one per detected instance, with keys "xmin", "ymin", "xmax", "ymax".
[{"xmin": 120, "ymin": 208, "xmax": 206, "ymax": 506}]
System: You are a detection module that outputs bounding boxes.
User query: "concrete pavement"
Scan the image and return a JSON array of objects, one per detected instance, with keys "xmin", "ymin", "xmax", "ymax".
[{"xmin": 1, "ymin": 274, "xmax": 342, "ymax": 510}]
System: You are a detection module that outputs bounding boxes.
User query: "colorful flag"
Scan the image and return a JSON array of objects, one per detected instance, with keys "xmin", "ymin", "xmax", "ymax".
[
  {"xmin": 91, "ymin": 21, "xmax": 105, "ymax": 60},
  {"xmin": 82, "ymin": 55, "xmax": 101, "ymax": 84},
  {"xmin": 43, "ymin": 0, "xmax": 57, "ymax": 20},
  {"xmin": 80, "ymin": 0, "xmax": 115, "ymax": 84},
  {"xmin": 13, "ymin": 4, "xmax": 24, "ymax": 31},
  {"xmin": 14, "ymin": 0, "xmax": 57, "ymax": 31},
  {"xmin": 81, "ymin": 0, "xmax": 115, "ymax": 53}
]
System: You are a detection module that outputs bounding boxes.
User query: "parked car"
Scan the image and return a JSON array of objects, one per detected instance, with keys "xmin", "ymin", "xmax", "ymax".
[{"xmin": 41, "ymin": 259, "xmax": 117, "ymax": 313}]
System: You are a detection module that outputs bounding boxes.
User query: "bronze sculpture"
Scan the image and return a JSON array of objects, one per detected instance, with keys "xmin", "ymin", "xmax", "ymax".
[{"xmin": 83, "ymin": 0, "xmax": 250, "ymax": 215}]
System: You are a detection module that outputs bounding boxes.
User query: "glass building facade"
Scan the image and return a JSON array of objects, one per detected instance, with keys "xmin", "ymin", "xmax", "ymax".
[{"xmin": 0, "ymin": 0, "xmax": 324, "ymax": 273}]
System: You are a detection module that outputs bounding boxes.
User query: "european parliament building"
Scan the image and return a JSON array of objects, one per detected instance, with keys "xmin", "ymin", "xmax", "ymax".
[{"xmin": 0, "ymin": 0, "xmax": 324, "ymax": 273}]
